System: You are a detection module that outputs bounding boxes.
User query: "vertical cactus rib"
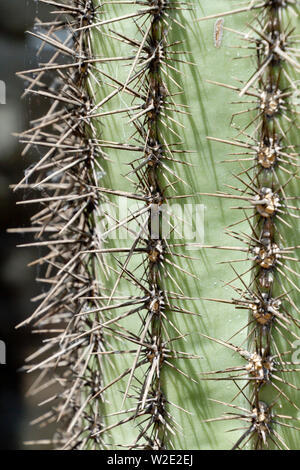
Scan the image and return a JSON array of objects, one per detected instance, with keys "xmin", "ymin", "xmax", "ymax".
[
  {"xmin": 199, "ymin": 0, "xmax": 300, "ymax": 450},
  {"xmin": 15, "ymin": 0, "xmax": 113, "ymax": 449},
  {"xmin": 87, "ymin": 0, "xmax": 201, "ymax": 449},
  {"xmin": 16, "ymin": 0, "xmax": 202, "ymax": 450}
]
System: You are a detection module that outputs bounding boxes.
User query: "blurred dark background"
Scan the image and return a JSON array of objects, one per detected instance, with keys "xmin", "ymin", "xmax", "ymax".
[{"xmin": 0, "ymin": 0, "xmax": 52, "ymax": 449}]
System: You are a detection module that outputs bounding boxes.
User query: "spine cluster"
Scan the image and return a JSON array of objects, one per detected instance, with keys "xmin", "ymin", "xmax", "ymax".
[{"xmin": 200, "ymin": 0, "xmax": 300, "ymax": 450}]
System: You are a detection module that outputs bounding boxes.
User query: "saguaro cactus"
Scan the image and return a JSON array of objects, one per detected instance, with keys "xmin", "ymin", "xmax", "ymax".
[{"xmin": 15, "ymin": 0, "xmax": 299, "ymax": 450}]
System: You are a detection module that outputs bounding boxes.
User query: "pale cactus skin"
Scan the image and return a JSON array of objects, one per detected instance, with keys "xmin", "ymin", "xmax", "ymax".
[{"xmin": 16, "ymin": 0, "xmax": 300, "ymax": 450}]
